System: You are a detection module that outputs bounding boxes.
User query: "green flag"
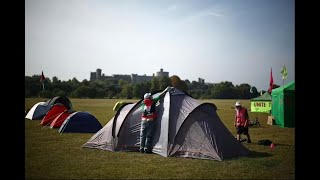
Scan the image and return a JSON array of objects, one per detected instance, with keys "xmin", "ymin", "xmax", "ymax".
[{"xmin": 281, "ymin": 65, "xmax": 288, "ymax": 80}]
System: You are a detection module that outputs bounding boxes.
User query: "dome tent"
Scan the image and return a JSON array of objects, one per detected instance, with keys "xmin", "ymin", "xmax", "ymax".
[
  {"xmin": 25, "ymin": 102, "xmax": 52, "ymax": 120},
  {"xmin": 82, "ymin": 88, "xmax": 250, "ymax": 161},
  {"xmin": 47, "ymin": 96, "xmax": 72, "ymax": 110},
  {"xmin": 59, "ymin": 112, "xmax": 102, "ymax": 133},
  {"xmin": 50, "ymin": 109, "xmax": 74, "ymax": 128},
  {"xmin": 40, "ymin": 103, "xmax": 68, "ymax": 126}
]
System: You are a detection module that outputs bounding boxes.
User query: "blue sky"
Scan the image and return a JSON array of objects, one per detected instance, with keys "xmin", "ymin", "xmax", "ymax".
[{"xmin": 25, "ymin": 0, "xmax": 294, "ymax": 91}]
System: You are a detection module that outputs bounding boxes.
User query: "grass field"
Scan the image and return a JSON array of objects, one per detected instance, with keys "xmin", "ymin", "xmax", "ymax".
[{"xmin": 25, "ymin": 98, "xmax": 295, "ymax": 179}]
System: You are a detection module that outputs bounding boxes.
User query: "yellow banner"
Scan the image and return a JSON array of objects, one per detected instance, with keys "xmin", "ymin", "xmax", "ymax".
[{"xmin": 250, "ymin": 101, "xmax": 271, "ymax": 113}]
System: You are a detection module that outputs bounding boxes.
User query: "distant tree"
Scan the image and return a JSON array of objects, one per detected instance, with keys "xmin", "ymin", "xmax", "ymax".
[
  {"xmin": 105, "ymin": 83, "xmax": 117, "ymax": 99},
  {"xmin": 60, "ymin": 81, "xmax": 73, "ymax": 95},
  {"xmin": 170, "ymin": 75, "xmax": 181, "ymax": 87},
  {"xmin": 56, "ymin": 90, "xmax": 66, "ymax": 97},
  {"xmin": 71, "ymin": 77, "xmax": 80, "ymax": 90},
  {"xmin": 95, "ymin": 88, "xmax": 105, "ymax": 98},
  {"xmin": 250, "ymin": 86, "xmax": 260, "ymax": 98},
  {"xmin": 186, "ymin": 80, "xmax": 207, "ymax": 94},
  {"xmin": 133, "ymin": 83, "xmax": 146, "ymax": 99},
  {"xmin": 52, "ymin": 88, "xmax": 66, "ymax": 97},
  {"xmin": 187, "ymin": 80, "xmax": 198, "ymax": 91},
  {"xmin": 159, "ymin": 76, "xmax": 171, "ymax": 90},
  {"xmin": 52, "ymin": 76, "xmax": 60, "ymax": 84},
  {"xmin": 72, "ymin": 85, "xmax": 92, "ymax": 98},
  {"xmin": 121, "ymin": 84, "xmax": 133, "ymax": 99},
  {"xmin": 25, "ymin": 73, "xmax": 265, "ymax": 99},
  {"xmin": 25, "ymin": 76, "xmax": 42, "ymax": 97},
  {"xmin": 235, "ymin": 83, "xmax": 251, "ymax": 99},
  {"xmin": 38, "ymin": 90, "xmax": 53, "ymax": 98},
  {"xmin": 25, "ymin": 89, "xmax": 32, "ymax": 98},
  {"xmin": 118, "ymin": 79, "xmax": 128, "ymax": 87},
  {"xmin": 72, "ymin": 77, "xmax": 79, "ymax": 83},
  {"xmin": 151, "ymin": 77, "xmax": 160, "ymax": 93},
  {"xmin": 211, "ymin": 81, "xmax": 236, "ymax": 99},
  {"xmin": 189, "ymin": 89, "xmax": 204, "ymax": 99},
  {"xmin": 169, "ymin": 75, "xmax": 187, "ymax": 91},
  {"xmin": 82, "ymin": 79, "xmax": 90, "ymax": 86},
  {"xmin": 87, "ymin": 87, "xmax": 97, "ymax": 98},
  {"xmin": 177, "ymin": 80, "xmax": 188, "ymax": 92}
]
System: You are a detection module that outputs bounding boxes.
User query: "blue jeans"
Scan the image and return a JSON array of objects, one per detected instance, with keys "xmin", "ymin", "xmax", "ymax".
[{"xmin": 140, "ymin": 120, "xmax": 154, "ymax": 152}]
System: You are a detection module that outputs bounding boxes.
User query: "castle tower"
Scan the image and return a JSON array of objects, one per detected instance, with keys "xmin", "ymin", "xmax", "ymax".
[
  {"xmin": 96, "ymin": 68, "xmax": 102, "ymax": 80},
  {"xmin": 90, "ymin": 72, "xmax": 96, "ymax": 81},
  {"xmin": 156, "ymin": 68, "xmax": 169, "ymax": 77}
]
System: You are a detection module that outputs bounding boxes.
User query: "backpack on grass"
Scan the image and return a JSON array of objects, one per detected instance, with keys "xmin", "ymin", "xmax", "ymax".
[{"xmin": 258, "ymin": 139, "xmax": 273, "ymax": 146}]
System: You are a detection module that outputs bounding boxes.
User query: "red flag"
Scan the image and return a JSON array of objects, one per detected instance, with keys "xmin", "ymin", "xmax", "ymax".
[
  {"xmin": 40, "ymin": 71, "xmax": 45, "ymax": 82},
  {"xmin": 268, "ymin": 68, "xmax": 273, "ymax": 93}
]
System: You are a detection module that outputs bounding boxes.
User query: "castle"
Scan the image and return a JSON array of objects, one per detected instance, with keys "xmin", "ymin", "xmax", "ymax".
[{"xmin": 90, "ymin": 68, "xmax": 169, "ymax": 84}]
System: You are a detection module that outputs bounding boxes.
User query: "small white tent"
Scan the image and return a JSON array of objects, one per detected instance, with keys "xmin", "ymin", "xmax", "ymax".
[{"xmin": 25, "ymin": 102, "xmax": 51, "ymax": 120}]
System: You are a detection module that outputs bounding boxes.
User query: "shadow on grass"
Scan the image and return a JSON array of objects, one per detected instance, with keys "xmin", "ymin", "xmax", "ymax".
[
  {"xmin": 247, "ymin": 150, "xmax": 273, "ymax": 158},
  {"xmin": 249, "ymin": 126, "xmax": 262, "ymax": 128},
  {"xmin": 250, "ymin": 142, "xmax": 293, "ymax": 147},
  {"xmin": 272, "ymin": 143, "xmax": 292, "ymax": 147}
]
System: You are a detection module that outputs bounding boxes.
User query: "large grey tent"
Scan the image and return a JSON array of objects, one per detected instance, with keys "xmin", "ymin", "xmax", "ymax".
[{"xmin": 82, "ymin": 88, "xmax": 250, "ymax": 161}]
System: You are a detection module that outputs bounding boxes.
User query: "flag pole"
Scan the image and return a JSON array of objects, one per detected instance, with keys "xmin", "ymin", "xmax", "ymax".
[
  {"xmin": 40, "ymin": 71, "xmax": 45, "ymax": 91},
  {"xmin": 281, "ymin": 65, "xmax": 287, "ymax": 86},
  {"xmin": 268, "ymin": 68, "xmax": 273, "ymax": 94}
]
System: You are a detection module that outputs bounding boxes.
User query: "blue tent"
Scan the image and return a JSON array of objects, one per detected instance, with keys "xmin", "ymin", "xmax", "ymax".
[{"xmin": 59, "ymin": 112, "xmax": 102, "ymax": 133}]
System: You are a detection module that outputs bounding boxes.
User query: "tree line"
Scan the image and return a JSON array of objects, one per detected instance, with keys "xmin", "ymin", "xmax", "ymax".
[{"xmin": 25, "ymin": 74, "xmax": 279, "ymax": 99}]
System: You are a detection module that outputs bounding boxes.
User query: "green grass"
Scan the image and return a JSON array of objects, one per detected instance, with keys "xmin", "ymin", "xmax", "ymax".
[{"xmin": 25, "ymin": 98, "xmax": 295, "ymax": 179}]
